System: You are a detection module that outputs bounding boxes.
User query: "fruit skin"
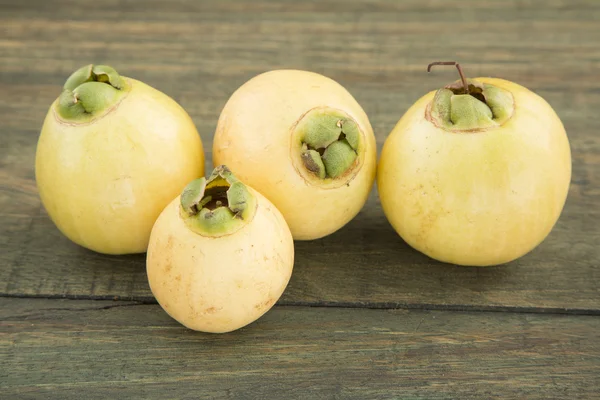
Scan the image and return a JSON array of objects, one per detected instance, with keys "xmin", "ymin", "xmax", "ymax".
[
  {"xmin": 377, "ymin": 78, "xmax": 571, "ymax": 267},
  {"xmin": 146, "ymin": 187, "xmax": 294, "ymax": 333},
  {"xmin": 213, "ymin": 70, "xmax": 377, "ymax": 240},
  {"xmin": 36, "ymin": 78, "xmax": 205, "ymax": 255}
]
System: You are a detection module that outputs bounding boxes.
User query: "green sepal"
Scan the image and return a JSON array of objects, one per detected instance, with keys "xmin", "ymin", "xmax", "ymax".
[{"xmin": 322, "ymin": 140, "xmax": 357, "ymax": 179}]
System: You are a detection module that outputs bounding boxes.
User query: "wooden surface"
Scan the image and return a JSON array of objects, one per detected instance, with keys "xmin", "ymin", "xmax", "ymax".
[
  {"xmin": 3, "ymin": 298, "xmax": 600, "ymax": 399},
  {"xmin": 1, "ymin": 0, "xmax": 599, "ymax": 398}
]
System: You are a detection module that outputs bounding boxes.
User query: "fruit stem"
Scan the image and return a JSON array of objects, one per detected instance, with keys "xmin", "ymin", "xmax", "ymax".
[{"xmin": 427, "ymin": 61, "xmax": 469, "ymax": 94}]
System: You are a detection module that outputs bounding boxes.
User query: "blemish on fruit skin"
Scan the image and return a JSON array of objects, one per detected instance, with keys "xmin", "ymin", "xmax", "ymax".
[
  {"xmin": 417, "ymin": 211, "xmax": 441, "ymax": 244},
  {"xmin": 166, "ymin": 235, "xmax": 175, "ymax": 250},
  {"xmin": 164, "ymin": 262, "xmax": 172, "ymax": 273},
  {"xmin": 113, "ymin": 175, "xmax": 132, "ymax": 182},
  {"xmin": 254, "ymin": 298, "xmax": 274, "ymax": 310}
]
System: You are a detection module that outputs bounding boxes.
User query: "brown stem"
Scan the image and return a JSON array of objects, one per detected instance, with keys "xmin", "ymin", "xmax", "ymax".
[{"xmin": 427, "ymin": 61, "xmax": 469, "ymax": 94}]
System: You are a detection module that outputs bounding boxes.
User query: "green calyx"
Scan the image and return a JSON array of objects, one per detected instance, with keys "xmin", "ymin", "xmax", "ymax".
[
  {"xmin": 428, "ymin": 80, "xmax": 514, "ymax": 131},
  {"xmin": 180, "ymin": 165, "xmax": 257, "ymax": 237},
  {"xmin": 57, "ymin": 64, "xmax": 128, "ymax": 121},
  {"xmin": 296, "ymin": 108, "xmax": 361, "ymax": 179}
]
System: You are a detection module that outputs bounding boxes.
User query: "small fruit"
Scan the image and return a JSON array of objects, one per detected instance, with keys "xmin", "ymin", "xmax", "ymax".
[
  {"xmin": 146, "ymin": 166, "xmax": 294, "ymax": 333},
  {"xmin": 377, "ymin": 62, "xmax": 571, "ymax": 266},
  {"xmin": 213, "ymin": 70, "xmax": 377, "ymax": 240},
  {"xmin": 36, "ymin": 64, "xmax": 204, "ymax": 254}
]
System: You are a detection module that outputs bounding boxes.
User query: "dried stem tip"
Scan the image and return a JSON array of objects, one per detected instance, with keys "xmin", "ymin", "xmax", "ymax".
[{"xmin": 427, "ymin": 61, "xmax": 469, "ymax": 94}]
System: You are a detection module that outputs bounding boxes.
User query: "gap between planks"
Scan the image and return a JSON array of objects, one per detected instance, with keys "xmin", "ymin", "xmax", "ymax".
[{"xmin": 2, "ymin": 292, "xmax": 599, "ymax": 317}]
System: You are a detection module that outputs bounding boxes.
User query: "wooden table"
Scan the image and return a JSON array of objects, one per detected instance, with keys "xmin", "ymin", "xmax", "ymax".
[{"xmin": 2, "ymin": 0, "xmax": 599, "ymax": 398}]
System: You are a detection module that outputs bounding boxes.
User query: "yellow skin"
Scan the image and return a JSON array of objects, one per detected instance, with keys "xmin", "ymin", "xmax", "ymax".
[
  {"xmin": 36, "ymin": 78, "xmax": 205, "ymax": 254},
  {"xmin": 213, "ymin": 70, "xmax": 377, "ymax": 240},
  {"xmin": 146, "ymin": 188, "xmax": 294, "ymax": 333},
  {"xmin": 378, "ymin": 78, "xmax": 571, "ymax": 266}
]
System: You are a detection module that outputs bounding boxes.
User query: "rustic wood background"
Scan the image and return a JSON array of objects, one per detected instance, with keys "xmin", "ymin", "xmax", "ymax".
[{"xmin": 1, "ymin": 0, "xmax": 599, "ymax": 399}]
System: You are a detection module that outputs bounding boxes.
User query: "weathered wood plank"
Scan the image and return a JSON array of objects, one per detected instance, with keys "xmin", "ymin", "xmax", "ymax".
[
  {"xmin": 1, "ymin": 0, "xmax": 599, "ymax": 310},
  {"xmin": 1, "ymin": 188, "xmax": 599, "ymax": 312},
  {"xmin": 2, "ymin": 297, "xmax": 599, "ymax": 399}
]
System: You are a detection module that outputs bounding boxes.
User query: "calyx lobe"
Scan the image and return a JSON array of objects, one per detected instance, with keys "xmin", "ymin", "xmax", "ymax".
[
  {"xmin": 429, "ymin": 80, "xmax": 514, "ymax": 131},
  {"xmin": 57, "ymin": 64, "xmax": 128, "ymax": 121},
  {"xmin": 180, "ymin": 165, "xmax": 256, "ymax": 236},
  {"xmin": 297, "ymin": 108, "xmax": 361, "ymax": 179}
]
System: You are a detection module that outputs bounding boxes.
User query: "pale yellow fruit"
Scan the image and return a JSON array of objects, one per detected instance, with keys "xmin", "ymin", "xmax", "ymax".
[
  {"xmin": 213, "ymin": 70, "xmax": 377, "ymax": 240},
  {"xmin": 36, "ymin": 65, "xmax": 204, "ymax": 255},
  {"xmin": 378, "ymin": 77, "xmax": 571, "ymax": 266},
  {"xmin": 147, "ymin": 166, "xmax": 294, "ymax": 333}
]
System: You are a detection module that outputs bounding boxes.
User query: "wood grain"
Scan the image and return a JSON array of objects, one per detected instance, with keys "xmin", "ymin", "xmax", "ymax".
[
  {"xmin": 1, "ymin": 0, "xmax": 599, "ymax": 311},
  {"xmin": 2, "ymin": 297, "xmax": 599, "ymax": 399}
]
